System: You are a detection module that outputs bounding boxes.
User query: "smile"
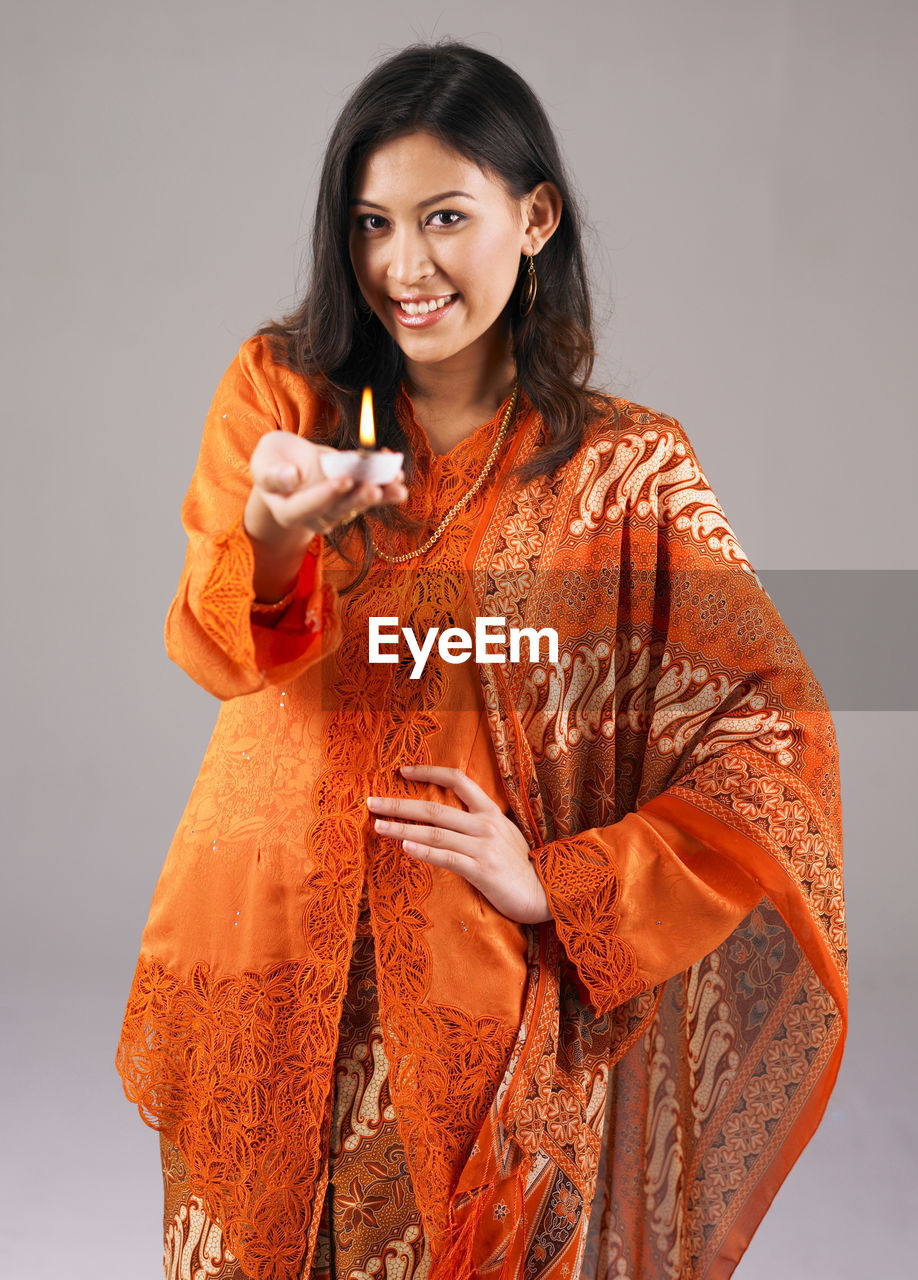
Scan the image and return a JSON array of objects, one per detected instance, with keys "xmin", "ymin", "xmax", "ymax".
[{"xmin": 390, "ymin": 294, "xmax": 458, "ymax": 328}]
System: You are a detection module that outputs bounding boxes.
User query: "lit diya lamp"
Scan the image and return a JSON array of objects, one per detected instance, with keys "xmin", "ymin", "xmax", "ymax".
[{"xmin": 318, "ymin": 386, "xmax": 403, "ymax": 486}]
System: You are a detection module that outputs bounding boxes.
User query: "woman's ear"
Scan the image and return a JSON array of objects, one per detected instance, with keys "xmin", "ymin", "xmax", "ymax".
[{"xmin": 524, "ymin": 181, "xmax": 563, "ymax": 253}]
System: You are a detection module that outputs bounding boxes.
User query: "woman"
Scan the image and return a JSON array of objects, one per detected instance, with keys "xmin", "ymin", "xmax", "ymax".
[{"xmin": 116, "ymin": 40, "xmax": 847, "ymax": 1280}]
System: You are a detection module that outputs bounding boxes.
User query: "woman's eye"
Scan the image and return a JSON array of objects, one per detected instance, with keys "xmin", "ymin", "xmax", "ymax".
[
  {"xmin": 428, "ymin": 210, "xmax": 465, "ymax": 227},
  {"xmin": 356, "ymin": 214, "xmax": 387, "ymax": 232},
  {"xmin": 354, "ymin": 210, "xmax": 465, "ymax": 233}
]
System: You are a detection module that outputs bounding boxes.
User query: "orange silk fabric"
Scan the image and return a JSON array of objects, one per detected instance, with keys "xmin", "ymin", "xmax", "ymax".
[{"xmin": 116, "ymin": 336, "xmax": 846, "ymax": 1280}]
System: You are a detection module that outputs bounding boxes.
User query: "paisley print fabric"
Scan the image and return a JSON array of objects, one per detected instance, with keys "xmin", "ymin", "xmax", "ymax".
[{"xmin": 116, "ymin": 336, "xmax": 846, "ymax": 1280}]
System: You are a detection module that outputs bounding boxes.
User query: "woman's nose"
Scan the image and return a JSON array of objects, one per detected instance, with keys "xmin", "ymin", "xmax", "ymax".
[{"xmin": 386, "ymin": 227, "xmax": 434, "ymax": 289}]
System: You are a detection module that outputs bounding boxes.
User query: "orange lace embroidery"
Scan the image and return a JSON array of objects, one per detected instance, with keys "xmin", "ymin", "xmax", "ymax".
[
  {"xmin": 118, "ymin": 390, "xmax": 525, "ymax": 1280},
  {"xmin": 197, "ymin": 510, "xmax": 259, "ymax": 669},
  {"xmin": 531, "ymin": 833, "xmax": 647, "ymax": 1014}
]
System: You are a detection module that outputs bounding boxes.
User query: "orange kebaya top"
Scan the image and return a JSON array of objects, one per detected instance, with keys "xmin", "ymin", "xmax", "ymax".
[
  {"xmin": 138, "ymin": 385, "xmax": 531, "ymax": 1034},
  {"xmin": 116, "ymin": 336, "xmax": 847, "ymax": 1280}
]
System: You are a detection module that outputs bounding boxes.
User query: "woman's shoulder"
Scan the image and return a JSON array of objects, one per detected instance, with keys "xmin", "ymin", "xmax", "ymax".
[
  {"xmin": 227, "ymin": 332, "xmax": 331, "ymax": 438},
  {"xmin": 579, "ymin": 389, "xmax": 690, "ymax": 451},
  {"xmin": 544, "ymin": 391, "xmax": 707, "ymax": 505}
]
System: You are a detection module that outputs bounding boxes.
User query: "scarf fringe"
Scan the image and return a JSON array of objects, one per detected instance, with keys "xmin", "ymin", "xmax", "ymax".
[{"xmin": 430, "ymin": 1148, "xmax": 530, "ymax": 1280}]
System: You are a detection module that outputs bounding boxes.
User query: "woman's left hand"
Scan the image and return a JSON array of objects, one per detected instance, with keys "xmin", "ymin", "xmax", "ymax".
[{"xmin": 366, "ymin": 764, "xmax": 553, "ymax": 925}]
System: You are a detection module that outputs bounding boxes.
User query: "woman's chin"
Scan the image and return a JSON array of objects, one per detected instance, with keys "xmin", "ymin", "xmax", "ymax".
[{"xmin": 391, "ymin": 330, "xmax": 469, "ymax": 363}]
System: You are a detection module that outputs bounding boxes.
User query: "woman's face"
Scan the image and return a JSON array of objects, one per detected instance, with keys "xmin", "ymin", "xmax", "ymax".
[{"xmin": 348, "ymin": 131, "xmax": 543, "ymax": 377}]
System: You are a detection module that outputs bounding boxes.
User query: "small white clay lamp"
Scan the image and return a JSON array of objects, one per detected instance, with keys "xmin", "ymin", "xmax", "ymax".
[{"xmin": 319, "ymin": 386, "xmax": 404, "ymax": 485}]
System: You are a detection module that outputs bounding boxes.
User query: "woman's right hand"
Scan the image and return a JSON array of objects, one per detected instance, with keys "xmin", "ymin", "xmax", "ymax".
[{"xmin": 243, "ymin": 430, "xmax": 407, "ymax": 550}]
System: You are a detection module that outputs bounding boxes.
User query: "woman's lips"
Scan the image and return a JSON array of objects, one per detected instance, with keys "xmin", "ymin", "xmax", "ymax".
[{"xmin": 389, "ymin": 295, "xmax": 458, "ymax": 328}]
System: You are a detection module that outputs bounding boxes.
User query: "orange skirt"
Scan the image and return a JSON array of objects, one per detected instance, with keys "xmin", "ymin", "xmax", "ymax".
[{"xmin": 160, "ymin": 892, "xmax": 428, "ymax": 1280}]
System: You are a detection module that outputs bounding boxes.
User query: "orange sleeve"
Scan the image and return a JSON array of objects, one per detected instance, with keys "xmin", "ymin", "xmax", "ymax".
[
  {"xmin": 531, "ymin": 807, "xmax": 763, "ymax": 1014},
  {"xmin": 163, "ymin": 339, "xmax": 342, "ymax": 701}
]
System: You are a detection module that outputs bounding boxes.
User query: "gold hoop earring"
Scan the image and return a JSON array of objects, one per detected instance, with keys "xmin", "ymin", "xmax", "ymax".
[{"xmin": 520, "ymin": 253, "xmax": 538, "ymax": 317}]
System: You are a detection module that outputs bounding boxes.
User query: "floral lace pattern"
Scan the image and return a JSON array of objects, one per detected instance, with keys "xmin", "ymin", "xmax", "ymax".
[
  {"xmin": 118, "ymin": 387, "xmax": 527, "ymax": 1280},
  {"xmin": 119, "ymin": 335, "xmax": 846, "ymax": 1280}
]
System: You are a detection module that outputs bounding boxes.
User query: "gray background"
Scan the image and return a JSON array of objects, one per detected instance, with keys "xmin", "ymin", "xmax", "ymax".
[{"xmin": 2, "ymin": 0, "xmax": 916, "ymax": 1275}]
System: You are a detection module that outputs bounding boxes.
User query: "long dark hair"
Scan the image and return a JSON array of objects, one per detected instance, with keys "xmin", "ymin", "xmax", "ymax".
[{"xmin": 256, "ymin": 39, "xmax": 614, "ymax": 589}]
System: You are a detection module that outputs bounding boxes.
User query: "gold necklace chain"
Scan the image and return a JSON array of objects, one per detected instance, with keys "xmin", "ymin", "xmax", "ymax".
[{"xmin": 369, "ymin": 382, "xmax": 520, "ymax": 565}]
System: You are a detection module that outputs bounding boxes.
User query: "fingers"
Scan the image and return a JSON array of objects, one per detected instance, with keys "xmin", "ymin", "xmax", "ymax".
[
  {"xmin": 249, "ymin": 432, "xmax": 320, "ymax": 488},
  {"xmin": 366, "ymin": 803, "xmax": 481, "ymax": 876},
  {"xmin": 366, "ymin": 794, "xmax": 481, "ymax": 837},
  {"xmin": 396, "ymin": 763, "xmax": 496, "ymax": 814},
  {"xmin": 263, "ymin": 475, "xmax": 379, "ymax": 535},
  {"xmin": 379, "ymin": 477, "xmax": 409, "ymax": 502},
  {"xmin": 286, "ymin": 476, "xmax": 360, "ymax": 535},
  {"xmin": 400, "ymin": 837, "xmax": 478, "ymax": 878},
  {"xmin": 250, "ymin": 435, "xmax": 407, "ymax": 534},
  {"xmin": 372, "ymin": 816, "xmax": 466, "ymax": 851},
  {"xmin": 262, "ymin": 462, "xmax": 302, "ymax": 494},
  {"xmin": 261, "ymin": 470, "xmax": 408, "ymax": 537},
  {"xmin": 366, "ymin": 803, "xmax": 478, "ymax": 844},
  {"xmin": 301, "ymin": 476, "xmax": 372, "ymax": 531}
]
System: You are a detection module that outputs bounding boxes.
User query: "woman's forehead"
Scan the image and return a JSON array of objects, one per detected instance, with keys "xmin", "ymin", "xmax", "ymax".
[{"xmin": 351, "ymin": 132, "xmax": 510, "ymax": 206}]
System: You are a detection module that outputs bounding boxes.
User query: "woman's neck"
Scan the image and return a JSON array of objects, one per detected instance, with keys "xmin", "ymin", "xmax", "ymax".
[{"xmin": 401, "ymin": 325, "xmax": 518, "ymax": 455}]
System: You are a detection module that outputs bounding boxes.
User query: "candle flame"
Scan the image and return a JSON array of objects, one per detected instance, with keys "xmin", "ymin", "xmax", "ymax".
[{"xmin": 359, "ymin": 386, "xmax": 375, "ymax": 448}]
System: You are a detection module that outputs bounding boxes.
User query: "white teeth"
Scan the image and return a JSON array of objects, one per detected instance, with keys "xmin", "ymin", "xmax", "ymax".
[{"xmin": 398, "ymin": 295, "xmax": 454, "ymax": 316}]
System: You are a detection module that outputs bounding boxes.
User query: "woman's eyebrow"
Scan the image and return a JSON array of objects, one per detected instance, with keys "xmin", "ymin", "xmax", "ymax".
[{"xmin": 349, "ymin": 190, "xmax": 477, "ymax": 210}]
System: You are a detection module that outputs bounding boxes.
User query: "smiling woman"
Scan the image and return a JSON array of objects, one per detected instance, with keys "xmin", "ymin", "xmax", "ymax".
[
  {"xmin": 347, "ymin": 132, "xmax": 559, "ymax": 423},
  {"xmin": 115, "ymin": 37, "xmax": 846, "ymax": 1280}
]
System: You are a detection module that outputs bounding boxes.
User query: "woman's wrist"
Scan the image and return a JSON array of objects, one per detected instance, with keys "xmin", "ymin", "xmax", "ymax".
[
  {"xmin": 249, "ymin": 543, "xmax": 313, "ymax": 605},
  {"xmin": 251, "ymin": 577, "xmax": 301, "ymax": 611},
  {"xmin": 244, "ymin": 491, "xmax": 317, "ymax": 604}
]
